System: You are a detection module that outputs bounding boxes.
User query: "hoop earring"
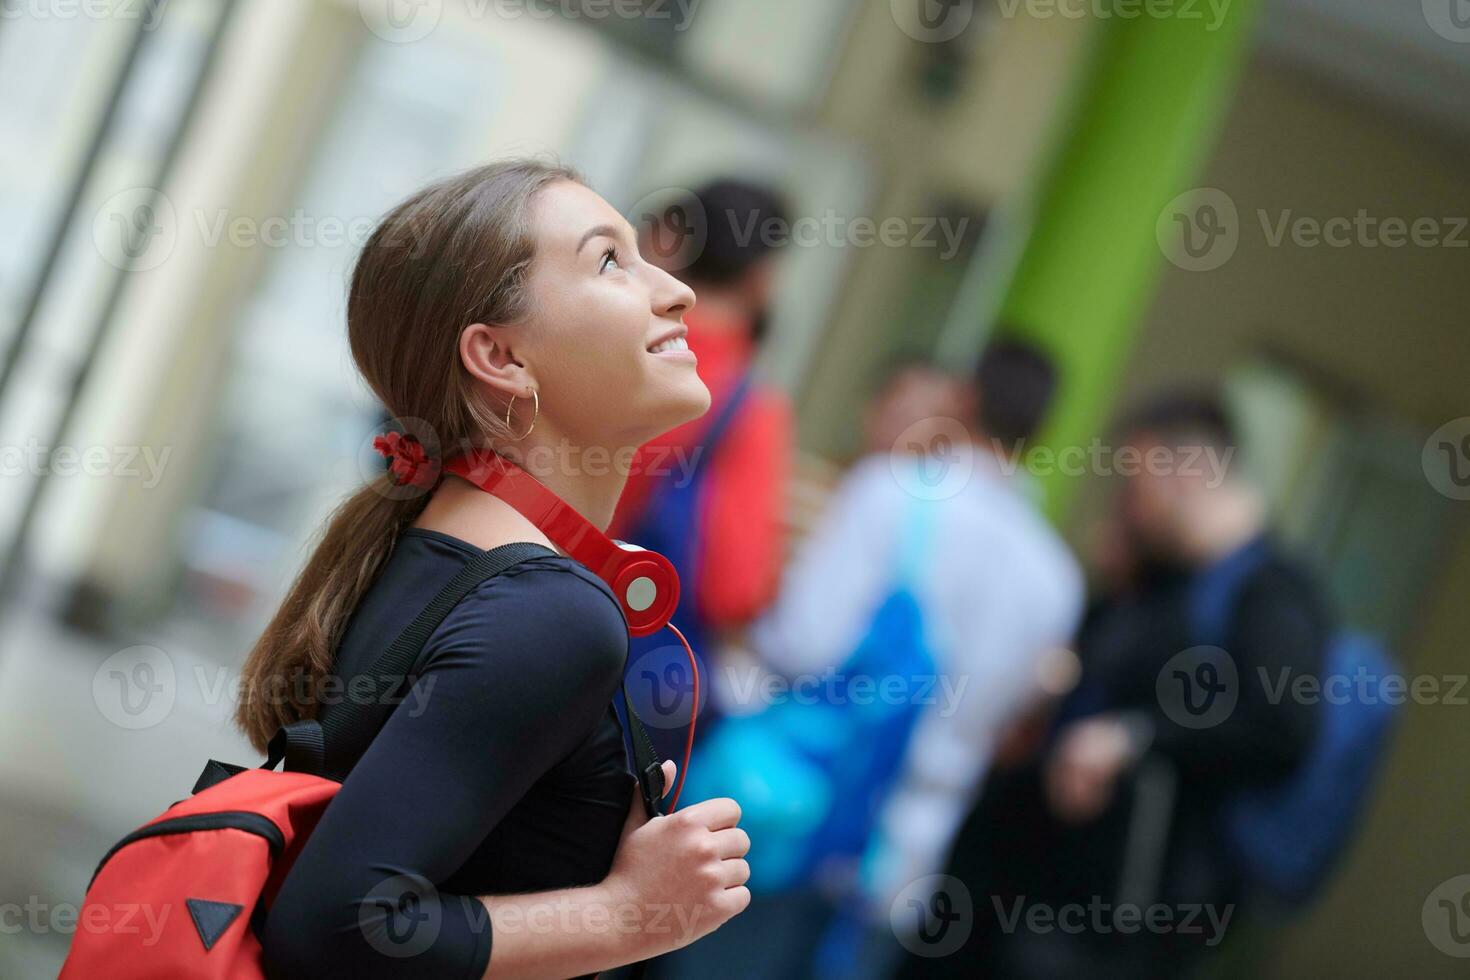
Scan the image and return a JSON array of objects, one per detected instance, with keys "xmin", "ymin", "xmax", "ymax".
[{"xmin": 505, "ymin": 388, "xmax": 539, "ymax": 441}]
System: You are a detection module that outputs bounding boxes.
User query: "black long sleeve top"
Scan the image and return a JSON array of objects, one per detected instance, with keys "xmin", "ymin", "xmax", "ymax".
[{"xmin": 261, "ymin": 529, "xmax": 635, "ymax": 979}]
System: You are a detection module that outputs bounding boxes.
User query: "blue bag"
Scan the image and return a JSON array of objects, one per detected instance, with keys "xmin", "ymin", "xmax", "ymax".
[
  {"xmin": 683, "ymin": 492, "xmax": 940, "ymax": 892},
  {"xmin": 619, "ymin": 376, "xmax": 752, "ymax": 757},
  {"xmin": 1191, "ymin": 541, "xmax": 1398, "ymax": 905},
  {"xmin": 626, "ymin": 374, "xmax": 753, "ymax": 659}
]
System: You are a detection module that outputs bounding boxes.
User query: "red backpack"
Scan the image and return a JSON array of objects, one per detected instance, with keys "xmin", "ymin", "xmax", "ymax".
[{"xmin": 61, "ymin": 543, "xmax": 668, "ymax": 979}]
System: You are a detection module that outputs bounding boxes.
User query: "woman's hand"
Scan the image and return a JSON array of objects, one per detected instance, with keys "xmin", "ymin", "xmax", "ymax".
[{"xmin": 605, "ymin": 761, "xmax": 751, "ymax": 957}]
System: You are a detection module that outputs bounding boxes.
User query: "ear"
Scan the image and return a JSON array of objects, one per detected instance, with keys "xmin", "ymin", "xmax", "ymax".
[{"xmin": 459, "ymin": 323, "xmax": 536, "ymax": 402}]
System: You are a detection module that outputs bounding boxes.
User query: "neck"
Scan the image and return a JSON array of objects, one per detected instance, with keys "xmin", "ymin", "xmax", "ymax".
[
  {"xmin": 415, "ymin": 432, "xmax": 633, "ymax": 556},
  {"xmin": 514, "ymin": 449, "xmax": 629, "ymax": 531},
  {"xmin": 493, "ymin": 427, "xmax": 632, "ymax": 532}
]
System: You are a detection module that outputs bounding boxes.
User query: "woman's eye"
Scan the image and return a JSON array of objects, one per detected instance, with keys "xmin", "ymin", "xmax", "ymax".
[{"xmin": 599, "ymin": 246, "xmax": 622, "ymax": 273}]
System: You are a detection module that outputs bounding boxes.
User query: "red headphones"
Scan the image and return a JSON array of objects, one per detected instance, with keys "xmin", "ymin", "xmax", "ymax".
[
  {"xmin": 442, "ymin": 450, "xmax": 681, "ymax": 636},
  {"xmin": 441, "ymin": 449, "xmax": 696, "ymax": 811}
]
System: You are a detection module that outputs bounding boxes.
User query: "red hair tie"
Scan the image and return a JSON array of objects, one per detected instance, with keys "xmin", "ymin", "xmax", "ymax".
[{"xmin": 372, "ymin": 431, "xmax": 440, "ymax": 489}]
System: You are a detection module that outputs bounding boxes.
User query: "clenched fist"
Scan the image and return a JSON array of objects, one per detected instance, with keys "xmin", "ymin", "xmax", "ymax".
[{"xmin": 605, "ymin": 760, "xmax": 751, "ymax": 956}]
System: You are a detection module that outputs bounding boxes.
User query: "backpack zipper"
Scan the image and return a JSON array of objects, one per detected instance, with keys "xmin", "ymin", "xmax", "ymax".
[{"xmin": 89, "ymin": 811, "xmax": 286, "ymax": 891}]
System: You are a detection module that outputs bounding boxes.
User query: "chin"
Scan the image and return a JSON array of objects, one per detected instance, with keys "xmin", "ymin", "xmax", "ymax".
[
  {"xmin": 666, "ymin": 385, "xmax": 713, "ymax": 435},
  {"xmin": 643, "ymin": 377, "xmax": 712, "ymax": 442}
]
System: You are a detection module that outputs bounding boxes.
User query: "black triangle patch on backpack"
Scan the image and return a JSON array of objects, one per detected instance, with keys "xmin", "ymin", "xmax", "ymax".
[{"xmin": 185, "ymin": 898, "xmax": 244, "ymax": 951}]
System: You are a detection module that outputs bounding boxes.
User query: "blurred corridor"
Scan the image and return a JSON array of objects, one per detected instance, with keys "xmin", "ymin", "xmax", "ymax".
[{"xmin": 3, "ymin": 1, "xmax": 1470, "ymax": 977}]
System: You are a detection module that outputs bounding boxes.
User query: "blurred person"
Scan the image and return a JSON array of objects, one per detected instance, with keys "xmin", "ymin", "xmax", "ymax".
[
  {"xmin": 861, "ymin": 356, "xmax": 967, "ymax": 456},
  {"xmin": 224, "ymin": 161, "xmax": 751, "ymax": 979},
  {"xmin": 660, "ymin": 340, "xmax": 1082, "ymax": 980},
  {"xmin": 849, "ymin": 341, "xmax": 1082, "ymax": 970},
  {"xmin": 902, "ymin": 392, "xmax": 1332, "ymax": 980},
  {"xmin": 609, "ymin": 179, "xmax": 794, "ymax": 758}
]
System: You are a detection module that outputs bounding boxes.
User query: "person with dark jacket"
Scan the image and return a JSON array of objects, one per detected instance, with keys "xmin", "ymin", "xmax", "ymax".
[{"xmin": 895, "ymin": 392, "xmax": 1330, "ymax": 980}]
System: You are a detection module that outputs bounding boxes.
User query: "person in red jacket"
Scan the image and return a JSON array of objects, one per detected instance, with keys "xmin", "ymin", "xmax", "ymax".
[{"xmin": 611, "ymin": 179, "xmax": 793, "ymax": 742}]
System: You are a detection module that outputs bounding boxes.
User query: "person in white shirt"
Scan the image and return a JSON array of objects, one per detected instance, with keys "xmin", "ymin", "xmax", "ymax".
[{"xmin": 750, "ymin": 342, "xmax": 1084, "ymax": 922}]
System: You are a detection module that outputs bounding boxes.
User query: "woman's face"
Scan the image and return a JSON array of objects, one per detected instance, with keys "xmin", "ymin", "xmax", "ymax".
[{"xmin": 513, "ymin": 180, "xmax": 710, "ymax": 448}]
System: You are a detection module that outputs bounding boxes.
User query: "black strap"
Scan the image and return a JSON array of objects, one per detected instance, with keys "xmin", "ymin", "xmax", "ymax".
[
  {"xmin": 267, "ymin": 540, "xmax": 672, "ymax": 794},
  {"xmin": 321, "ymin": 541, "xmax": 553, "ymax": 769},
  {"xmin": 623, "ymin": 680, "xmax": 667, "ymax": 818},
  {"xmin": 265, "ymin": 542, "xmax": 554, "ymax": 779}
]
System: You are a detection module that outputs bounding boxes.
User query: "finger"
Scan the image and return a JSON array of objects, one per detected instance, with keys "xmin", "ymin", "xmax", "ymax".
[
  {"xmin": 679, "ymin": 796, "xmax": 741, "ymax": 830},
  {"xmin": 715, "ymin": 885, "xmax": 751, "ymax": 920},
  {"xmin": 661, "ymin": 759, "xmax": 677, "ymax": 799},
  {"xmin": 718, "ymin": 858, "xmax": 750, "ymax": 888},
  {"xmin": 709, "ymin": 827, "xmax": 750, "ymax": 859}
]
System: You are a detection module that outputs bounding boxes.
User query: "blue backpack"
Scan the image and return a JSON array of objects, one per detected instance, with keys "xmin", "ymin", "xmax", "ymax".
[
  {"xmin": 682, "ymin": 493, "xmax": 939, "ymax": 892},
  {"xmin": 1191, "ymin": 541, "xmax": 1399, "ymax": 905},
  {"xmin": 619, "ymin": 376, "xmax": 753, "ymax": 759}
]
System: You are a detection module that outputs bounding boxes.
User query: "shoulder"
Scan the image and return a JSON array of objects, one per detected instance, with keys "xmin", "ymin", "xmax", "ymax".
[{"xmin": 423, "ymin": 555, "xmax": 630, "ymax": 691}]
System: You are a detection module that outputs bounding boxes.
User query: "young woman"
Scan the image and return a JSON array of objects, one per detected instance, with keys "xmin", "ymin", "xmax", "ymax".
[{"xmin": 235, "ymin": 160, "xmax": 751, "ymax": 979}]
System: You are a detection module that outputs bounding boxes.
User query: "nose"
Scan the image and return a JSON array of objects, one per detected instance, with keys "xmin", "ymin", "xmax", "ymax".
[{"xmin": 650, "ymin": 265, "xmax": 696, "ymax": 319}]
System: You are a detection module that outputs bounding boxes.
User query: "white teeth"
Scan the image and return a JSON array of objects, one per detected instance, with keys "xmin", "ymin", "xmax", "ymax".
[{"xmin": 649, "ymin": 336, "xmax": 689, "ymax": 354}]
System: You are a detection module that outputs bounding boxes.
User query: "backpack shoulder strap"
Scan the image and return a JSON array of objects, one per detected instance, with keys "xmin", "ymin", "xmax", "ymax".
[
  {"xmin": 622, "ymin": 679, "xmax": 668, "ymax": 818},
  {"xmin": 274, "ymin": 540, "xmax": 672, "ymax": 802},
  {"xmin": 275, "ymin": 541, "xmax": 555, "ymax": 778}
]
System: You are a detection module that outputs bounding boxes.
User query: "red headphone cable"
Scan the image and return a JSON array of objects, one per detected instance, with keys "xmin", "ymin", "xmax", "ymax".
[{"xmin": 664, "ymin": 622, "xmax": 698, "ymax": 813}]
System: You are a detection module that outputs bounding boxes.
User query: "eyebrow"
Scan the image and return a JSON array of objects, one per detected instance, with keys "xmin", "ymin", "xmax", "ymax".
[{"xmin": 576, "ymin": 223, "xmax": 623, "ymax": 255}]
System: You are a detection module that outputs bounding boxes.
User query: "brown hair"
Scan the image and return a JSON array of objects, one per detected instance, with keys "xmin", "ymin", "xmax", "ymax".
[{"xmin": 235, "ymin": 159, "xmax": 580, "ymax": 750}]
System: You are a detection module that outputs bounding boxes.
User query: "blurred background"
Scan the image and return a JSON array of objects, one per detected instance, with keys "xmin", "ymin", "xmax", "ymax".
[{"xmin": 1, "ymin": 0, "xmax": 1467, "ymax": 977}]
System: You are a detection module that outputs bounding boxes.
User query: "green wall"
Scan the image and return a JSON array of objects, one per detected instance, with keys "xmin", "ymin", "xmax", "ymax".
[{"xmin": 999, "ymin": 2, "xmax": 1263, "ymax": 518}]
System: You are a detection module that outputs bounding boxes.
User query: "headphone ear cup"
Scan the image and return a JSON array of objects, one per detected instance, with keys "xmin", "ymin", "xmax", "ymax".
[{"xmin": 610, "ymin": 550, "xmax": 680, "ymax": 637}]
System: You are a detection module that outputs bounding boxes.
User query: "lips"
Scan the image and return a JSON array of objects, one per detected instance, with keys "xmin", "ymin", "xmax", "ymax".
[
  {"xmin": 648, "ymin": 335, "xmax": 690, "ymax": 355},
  {"xmin": 646, "ymin": 326, "xmax": 689, "ymax": 354}
]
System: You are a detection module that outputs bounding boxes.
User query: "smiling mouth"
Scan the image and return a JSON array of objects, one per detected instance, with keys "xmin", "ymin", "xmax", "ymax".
[{"xmin": 648, "ymin": 335, "xmax": 690, "ymax": 354}]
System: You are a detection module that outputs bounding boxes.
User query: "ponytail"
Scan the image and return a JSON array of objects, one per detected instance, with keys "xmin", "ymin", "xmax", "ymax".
[{"xmin": 234, "ymin": 476, "xmax": 426, "ymax": 751}]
